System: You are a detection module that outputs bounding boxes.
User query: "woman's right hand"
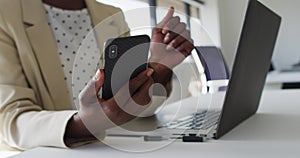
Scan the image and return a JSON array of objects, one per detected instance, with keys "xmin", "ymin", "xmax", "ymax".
[{"xmin": 64, "ymin": 68, "xmax": 154, "ymax": 144}]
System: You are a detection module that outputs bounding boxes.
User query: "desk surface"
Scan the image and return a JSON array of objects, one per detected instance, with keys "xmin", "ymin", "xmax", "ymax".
[
  {"xmin": 12, "ymin": 90, "xmax": 300, "ymax": 158},
  {"xmin": 266, "ymin": 71, "xmax": 300, "ymax": 83}
]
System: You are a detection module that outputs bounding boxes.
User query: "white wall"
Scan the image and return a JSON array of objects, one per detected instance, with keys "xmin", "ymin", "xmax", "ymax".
[
  {"xmin": 217, "ymin": 0, "xmax": 248, "ymax": 70},
  {"xmin": 259, "ymin": 0, "xmax": 300, "ymax": 70},
  {"xmin": 216, "ymin": 0, "xmax": 300, "ymax": 71},
  {"xmin": 199, "ymin": 0, "xmax": 221, "ymax": 47}
]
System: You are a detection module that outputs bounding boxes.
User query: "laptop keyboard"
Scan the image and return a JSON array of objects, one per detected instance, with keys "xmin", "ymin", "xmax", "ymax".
[{"xmin": 161, "ymin": 110, "xmax": 221, "ymax": 130}]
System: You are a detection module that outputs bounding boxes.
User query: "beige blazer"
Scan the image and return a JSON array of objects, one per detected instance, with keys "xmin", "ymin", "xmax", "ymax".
[{"xmin": 0, "ymin": 0, "xmax": 129, "ymax": 150}]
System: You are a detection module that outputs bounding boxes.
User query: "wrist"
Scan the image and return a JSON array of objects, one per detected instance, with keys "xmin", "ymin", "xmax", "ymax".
[
  {"xmin": 64, "ymin": 113, "xmax": 95, "ymax": 146},
  {"xmin": 148, "ymin": 62, "xmax": 173, "ymax": 85},
  {"xmin": 149, "ymin": 54, "xmax": 161, "ymax": 63}
]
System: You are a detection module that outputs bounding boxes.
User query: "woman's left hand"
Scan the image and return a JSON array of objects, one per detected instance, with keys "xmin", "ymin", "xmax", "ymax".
[{"xmin": 150, "ymin": 7, "xmax": 194, "ymax": 69}]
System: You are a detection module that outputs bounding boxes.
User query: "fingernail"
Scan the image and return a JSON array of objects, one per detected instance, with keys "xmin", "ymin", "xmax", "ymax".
[
  {"xmin": 100, "ymin": 69, "xmax": 104, "ymax": 75},
  {"xmin": 164, "ymin": 36, "xmax": 169, "ymax": 43},
  {"xmin": 170, "ymin": 6, "xmax": 174, "ymax": 10},
  {"xmin": 147, "ymin": 68, "xmax": 154, "ymax": 77},
  {"xmin": 166, "ymin": 45, "xmax": 173, "ymax": 50},
  {"xmin": 94, "ymin": 69, "xmax": 100, "ymax": 81}
]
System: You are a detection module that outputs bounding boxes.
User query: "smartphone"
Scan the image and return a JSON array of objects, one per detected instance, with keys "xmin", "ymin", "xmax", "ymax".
[{"xmin": 102, "ymin": 35, "xmax": 150, "ymax": 100}]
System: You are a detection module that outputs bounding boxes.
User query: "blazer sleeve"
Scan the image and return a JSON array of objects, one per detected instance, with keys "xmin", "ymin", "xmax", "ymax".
[{"xmin": 0, "ymin": 11, "xmax": 78, "ymax": 150}]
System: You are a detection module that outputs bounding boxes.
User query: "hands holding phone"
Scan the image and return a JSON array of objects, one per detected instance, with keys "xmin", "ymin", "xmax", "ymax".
[
  {"xmin": 65, "ymin": 7, "xmax": 193, "ymax": 144},
  {"xmin": 65, "ymin": 68, "xmax": 154, "ymax": 144}
]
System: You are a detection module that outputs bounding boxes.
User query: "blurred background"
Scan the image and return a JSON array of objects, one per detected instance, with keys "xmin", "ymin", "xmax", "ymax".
[
  {"xmin": 99, "ymin": 0, "xmax": 300, "ymax": 71},
  {"xmin": 98, "ymin": 0, "xmax": 300, "ymax": 97}
]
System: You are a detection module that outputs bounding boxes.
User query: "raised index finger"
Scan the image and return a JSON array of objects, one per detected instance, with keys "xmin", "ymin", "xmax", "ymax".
[{"xmin": 157, "ymin": 7, "xmax": 174, "ymax": 29}]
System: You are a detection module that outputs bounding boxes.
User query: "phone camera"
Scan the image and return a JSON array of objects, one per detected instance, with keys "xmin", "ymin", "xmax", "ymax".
[{"xmin": 108, "ymin": 45, "xmax": 118, "ymax": 59}]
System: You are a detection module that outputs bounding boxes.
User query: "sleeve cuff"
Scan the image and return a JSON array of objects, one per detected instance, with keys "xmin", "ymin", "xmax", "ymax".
[{"xmin": 61, "ymin": 111, "xmax": 106, "ymax": 149}]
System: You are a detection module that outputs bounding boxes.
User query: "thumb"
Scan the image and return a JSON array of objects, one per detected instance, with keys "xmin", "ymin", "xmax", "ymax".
[
  {"xmin": 157, "ymin": 7, "xmax": 174, "ymax": 28},
  {"xmin": 78, "ymin": 69, "xmax": 104, "ymax": 105},
  {"xmin": 94, "ymin": 69, "xmax": 104, "ymax": 93}
]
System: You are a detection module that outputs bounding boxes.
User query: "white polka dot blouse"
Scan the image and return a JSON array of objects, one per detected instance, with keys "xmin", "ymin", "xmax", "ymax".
[{"xmin": 43, "ymin": 4, "xmax": 101, "ymax": 109}]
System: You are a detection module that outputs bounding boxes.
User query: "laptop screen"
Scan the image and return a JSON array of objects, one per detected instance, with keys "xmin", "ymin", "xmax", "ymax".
[{"xmin": 216, "ymin": 0, "xmax": 281, "ymax": 138}]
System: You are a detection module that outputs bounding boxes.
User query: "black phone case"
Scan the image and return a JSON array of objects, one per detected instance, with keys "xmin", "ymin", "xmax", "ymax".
[{"xmin": 102, "ymin": 35, "xmax": 150, "ymax": 100}]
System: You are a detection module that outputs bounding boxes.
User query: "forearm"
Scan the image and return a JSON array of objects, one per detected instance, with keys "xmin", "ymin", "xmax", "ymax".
[{"xmin": 149, "ymin": 62, "xmax": 173, "ymax": 96}]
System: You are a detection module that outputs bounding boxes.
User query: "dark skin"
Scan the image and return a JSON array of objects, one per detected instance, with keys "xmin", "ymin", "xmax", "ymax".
[
  {"xmin": 43, "ymin": 0, "xmax": 86, "ymax": 10},
  {"xmin": 65, "ymin": 69, "xmax": 155, "ymax": 145},
  {"xmin": 42, "ymin": 0, "xmax": 193, "ymax": 146}
]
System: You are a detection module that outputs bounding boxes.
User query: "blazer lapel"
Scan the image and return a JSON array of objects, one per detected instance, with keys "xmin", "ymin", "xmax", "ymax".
[
  {"xmin": 21, "ymin": 0, "xmax": 122, "ymax": 108},
  {"xmin": 21, "ymin": 0, "xmax": 71, "ymax": 109}
]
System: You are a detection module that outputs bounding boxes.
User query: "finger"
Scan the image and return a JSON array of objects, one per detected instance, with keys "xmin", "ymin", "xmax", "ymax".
[
  {"xmin": 163, "ymin": 22, "xmax": 186, "ymax": 44},
  {"xmin": 100, "ymin": 98, "xmax": 135, "ymax": 126},
  {"xmin": 176, "ymin": 40, "xmax": 194, "ymax": 57},
  {"xmin": 166, "ymin": 35, "xmax": 186, "ymax": 50},
  {"xmin": 157, "ymin": 7, "xmax": 175, "ymax": 28},
  {"xmin": 98, "ymin": 100, "xmax": 127, "ymax": 126},
  {"xmin": 78, "ymin": 69, "xmax": 104, "ymax": 104},
  {"xmin": 132, "ymin": 78, "xmax": 154, "ymax": 106},
  {"xmin": 166, "ymin": 30, "xmax": 190, "ymax": 50},
  {"xmin": 115, "ymin": 110, "xmax": 136, "ymax": 125},
  {"xmin": 95, "ymin": 69, "xmax": 104, "ymax": 93},
  {"xmin": 178, "ymin": 29, "xmax": 191, "ymax": 40},
  {"xmin": 128, "ymin": 68, "xmax": 154, "ymax": 95},
  {"xmin": 107, "ymin": 68, "xmax": 154, "ymax": 107},
  {"xmin": 162, "ymin": 16, "xmax": 180, "ymax": 35},
  {"xmin": 123, "ymin": 78, "xmax": 154, "ymax": 116}
]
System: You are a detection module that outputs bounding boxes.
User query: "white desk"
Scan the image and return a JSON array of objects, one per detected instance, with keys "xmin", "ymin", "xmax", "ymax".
[
  {"xmin": 11, "ymin": 90, "xmax": 300, "ymax": 158},
  {"xmin": 266, "ymin": 71, "xmax": 300, "ymax": 84},
  {"xmin": 265, "ymin": 71, "xmax": 300, "ymax": 89}
]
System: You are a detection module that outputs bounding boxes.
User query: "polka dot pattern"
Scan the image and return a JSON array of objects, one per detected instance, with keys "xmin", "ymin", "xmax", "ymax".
[{"xmin": 44, "ymin": 4, "xmax": 101, "ymax": 109}]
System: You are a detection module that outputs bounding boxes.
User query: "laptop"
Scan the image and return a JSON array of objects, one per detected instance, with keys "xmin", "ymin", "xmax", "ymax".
[{"xmin": 106, "ymin": 0, "xmax": 281, "ymax": 141}]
